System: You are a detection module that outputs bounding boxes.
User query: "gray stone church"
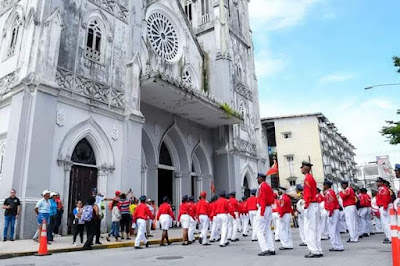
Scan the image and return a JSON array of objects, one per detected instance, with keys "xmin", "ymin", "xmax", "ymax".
[{"xmin": 0, "ymin": 0, "xmax": 268, "ymax": 238}]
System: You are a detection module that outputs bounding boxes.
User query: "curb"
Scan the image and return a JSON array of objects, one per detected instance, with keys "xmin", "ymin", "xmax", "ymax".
[{"xmin": 0, "ymin": 236, "xmax": 187, "ymax": 260}]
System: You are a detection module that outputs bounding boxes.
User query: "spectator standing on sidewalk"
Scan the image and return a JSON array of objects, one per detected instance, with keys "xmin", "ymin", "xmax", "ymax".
[
  {"xmin": 47, "ymin": 192, "xmax": 58, "ymax": 242},
  {"xmin": 2, "ymin": 189, "xmax": 21, "ymax": 241},
  {"xmin": 72, "ymin": 200, "xmax": 85, "ymax": 246},
  {"xmin": 54, "ymin": 193, "xmax": 64, "ymax": 236},
  {"xmin": 33, "ymin": 190, "xmax": 51, "ymax": 244},
  {"xmin": 107, "ymin": 200, "xmax": 121, "ymax": 242},
  {"xmin": 83, "ymin": 196, "xmax": 99, "ymax": 250},
  {"xmin": 91, "ymin": 188, "xmax": 105, "ymax": 245},
  {"xmin": 118, "ymin": 193, "xmax": 131, "ymax": 240}
]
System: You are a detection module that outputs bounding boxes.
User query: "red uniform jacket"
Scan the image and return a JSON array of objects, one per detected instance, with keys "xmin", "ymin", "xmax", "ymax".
[
  {"xmin": 229, "ymin": 198, "xmax": 239, "ymax": 213},
  {"xmin": 246, "ymin": 196, "xmax": 258, "ymax": 211},
  {"xmin": 156, "ymin": 202, "xmax": 175, "ymax": 220},
  {"xmin": 196, "ymin": 199, "xmax": 210, "ymax": 217},
  {"xmin": 272, "ymin": 198, "xmax": 280, "ymax": 213},
  {"xmin": 303, "ymin": 173, "xmax": 318, "ymax": 208},
  {"xmin": 177, "ymin": 202, "xmax": 192, "ymax": 221},
  {"xmin": 239, "ymin": 201, "xmax": 248, "ymax": 214},
  {"xmin": 188, "ymin": 202, "xmax": 196, "ymax": 219},
  {"xmin": 278, "ymin": 194, "xmax": 292, "ymax": 217},
  {"xmin": 214, "ymin": 197, "xmax": 231, "ymax": 215},
  {"xmin": 257, "ymin": 182, "xmax": 274, "ymax": 216},
  {"xmin": 324, "ymin": 188, "xmax": 339, "ymax": 216},
  {"xmin": 133, "ymin": 203, "xmax": 154, "ymax": 223},
  {"xmin": 359, "ymin": 193, "xmax": 371, "ymax": 208},
  {"xmin": 376, "ymin": 185, "xmax": 391, "ymax": 210},
  {"xmin": 339, "ymin": 187, "xmax": 356, "ymax": 207},
  {"xmin": 208, "ymin": 202, "xmax": 215, "ymax": 219}
]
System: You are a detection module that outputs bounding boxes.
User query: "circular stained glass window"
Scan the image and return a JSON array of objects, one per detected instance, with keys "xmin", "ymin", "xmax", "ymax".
[{"xmin": 147, "ymin": 12, "xmax": 180, "ymax": 62}]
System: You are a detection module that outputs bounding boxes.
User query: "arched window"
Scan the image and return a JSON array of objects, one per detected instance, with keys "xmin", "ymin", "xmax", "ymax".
[
  {"xmin": 6, "ymin": 15, "xmax": 21, "ymax": 58},
  {"xmin": 0, "ymin": 142, "xmax": 6, "ymax": 175},
  {"xmin": 85, "ymin": 19, "xmax": 102, "ymax": 63},
  {"xmin": 184, "ymin": 0, "xmax": 193, "ymax": 22},
  {"xmin": 159, "ymin": 142, "xmax": 173, "ymax": 166},
  {"xmin": 71, "ymin": 138, "xmax": 96, "ymax": 165},
  {"xmin": 201, "ymin": 0, "xmax": 210, "ymax": 16}
]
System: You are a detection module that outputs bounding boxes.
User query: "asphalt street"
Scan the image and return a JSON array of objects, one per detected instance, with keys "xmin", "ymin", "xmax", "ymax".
[{"xmin": 0, "ymin": 230, "xmax": 391, "ymax": 266}]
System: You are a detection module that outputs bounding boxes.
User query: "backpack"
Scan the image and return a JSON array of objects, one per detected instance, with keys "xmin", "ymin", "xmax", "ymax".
[{"xmin": 81, "ymin": 205, "xmax": 93, "ymax": 222}]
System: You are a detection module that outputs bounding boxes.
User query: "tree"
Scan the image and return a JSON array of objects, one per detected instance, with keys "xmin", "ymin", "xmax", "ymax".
[{"xmin": 380, "ymin": 57, "xmax": 400, "ymax": 144}]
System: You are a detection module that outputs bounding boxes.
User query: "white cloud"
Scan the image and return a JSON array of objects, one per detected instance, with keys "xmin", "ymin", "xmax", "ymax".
[
  {"xmin": 318, "ymin": 72, "xmax": 357, "ymax": 84},
  {"xmin": 255, "ymin": 50, "xmax": 287, "ymax": 78},
  {"xmin": 361, "ymin": 99, "xmax": 397, "ymax": 111},
  {"xmin": 249, "ymin": 0, "xmax": 323, "ymax": 31}
]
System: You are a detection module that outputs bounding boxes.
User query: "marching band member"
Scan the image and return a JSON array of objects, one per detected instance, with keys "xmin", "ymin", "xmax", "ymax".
[
  {"xmin": 323, "ymin": 180, "xmax": 344, "ymax": 252},
  {"xmin": 247, "ymin": 189, "xmax": 258, "ymax": 241},
  {"xmin": 255, "ymin": 173, "xmax": 276, "ymax": 256},
  {"xmin": 278, "ymin": 187, "xmax": 293, "ymax": 250},
  {"xmin": 296, "ymin": 186, "xmax": 307, "ymax": 246},
  {"xmin": 239, "ymin": 196, "xmax": 250, "ymax": 237},
  {"xmin": 358, "ymin": 188, "xmax": 372, "ymax": 237},
  {"xmin": 178, "ymin": 195, "xmax": 191, "ymax": 246},
  {"xmin": 375, "ymin": 177, "xmax": 392, "ymax": 244},
  {"xmin": 302, "ymin": 161, "xmax": 323, "ymax": 258},
  {"xmin": 271, "ymin": 193, "xmax": 281, "ymax": 242},
  {"xmin": 339, "ymin": 180, "xmax": 359, "ymax": 243},
  {"xmin": 196, "ymin": 191, "xmax": 211, "ymax": 246},
  {"xmin": 228, "ymin": 192, "xmax": 240, "ymax": 242},
  {"xmin": 371, "ymin": 190, "xmax": 383, "ymax": 234},
  {"xmin": 188, "ymin": 196, "xmax": 197, "ymax": 244},
  {"xmin": 133, "ymin": 195, "xmax": 154, "ymax": 249},
  {"xmin": 214, "ymin": 190, "xmax": 231, "ymax": 247},
  {"xmin": 317, "ymin": 188, "xmax": 329, "ymax": 241},
  {"xmin": 156, "ymin": 196, "xmax": 175, "ymax": 246}
]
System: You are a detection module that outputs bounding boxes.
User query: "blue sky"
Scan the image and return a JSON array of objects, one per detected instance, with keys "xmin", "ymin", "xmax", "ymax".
[{"xmin": 249, "ymin": 0, "xmax": 400, "ymax": 165}]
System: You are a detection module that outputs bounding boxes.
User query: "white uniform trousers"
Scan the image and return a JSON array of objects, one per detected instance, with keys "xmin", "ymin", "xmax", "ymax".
[
  {"xmin": 304, "ymin": 203, "xmax": 322, "ymax": 255},
  {"xmin": 339, "ymin": 210, "xmax": 347, "ymax": 233},
  {"xmin": 217, "ymin": 213, "xmax": 229, "ymax": 246},
  {"xmin": 134, "ymin": 219, "xmax": 147, "ymax": 247},
  {"xmin": 199, "ymin": 214, "xmax": 209, "ymax": 244},
  {"xmin": 328, "ymin": 209, "xmax": 344, "ymax": 250},
  {"xmin": 255, "ymin": 206, "xmax": 275, "ymax": 252},
  {"xmin": 271, "ymin": 212, "xmax": 280, "ymax": 241},
  {"xmin": 379, "ymin": 207, "xmax": 391, "ymax": 240},
  {"xmin": 227, "ymin": 214, "xmax": 235, "ymax": 240},
  {"xmin": 279, "ymin": 213, "xmax": 293, "ymax": 248},
  {"xmin": 248, "ymin": 210, "xmax": 258, "ymax": 240},
  {"xmin": 344, "ymin": 205, "xmax": 359, "ymax": 241},
  {"xmin": 356, "ymin": 209, "xmax": 362, "ymax": 237},
  {"xmin": 237, "ymin": 212, "xmax": 242, "ymax": 232},
  {"xmin": 189, "ymin": 216, "xmax": 196, "ymax": 241},
  {"xmin": 242, "ymin": 213, "xmax": 250, "ymax": 235},
  {"xmin": 320, "ymin": 208, "xmax": 329, "ymax": 240},
  {"xmin": 359, "ymin": 207, "xmax": 371, "ymax": 235},
  {"xmin": 298, "ymin": 213, "xmax": 306, "ymax": 244},
  {"xmin": 210, "ymin": 216, "xmax": 220, "ymax": 240},
  {"xmin": 232, "ymin": 212, "xmax": 239, "ymax": 239},
  {"xmin": 372, "ymin": 215, "xmax": 383, "ymax": 233}
]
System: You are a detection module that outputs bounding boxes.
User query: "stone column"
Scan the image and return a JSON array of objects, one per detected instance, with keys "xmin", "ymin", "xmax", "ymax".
[
  {"xmin": 141, "ymin": 165, "xmax": 148, "ymax": 196},
  {"xmin": 98, "ymin": 167, "xmax": 111, "ymax": 232},
  {"xmin": 174, "ymin": 171, "xmax": 183, "ymax": 216}
]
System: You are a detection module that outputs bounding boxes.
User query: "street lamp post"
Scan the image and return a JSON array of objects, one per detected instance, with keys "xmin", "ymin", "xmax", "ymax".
[{"xmin": 364, "ymin": 83, "xmax": 400, "ymax": 90}]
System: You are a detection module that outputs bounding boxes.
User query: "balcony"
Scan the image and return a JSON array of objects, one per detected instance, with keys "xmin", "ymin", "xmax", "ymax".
[
  {"xmin": 140, "ymin": 74, "xmax": 242, "ymax": 128},
  {"xmin": 199, "ymin": 13, "xmax": 211, "ymax": 26}
]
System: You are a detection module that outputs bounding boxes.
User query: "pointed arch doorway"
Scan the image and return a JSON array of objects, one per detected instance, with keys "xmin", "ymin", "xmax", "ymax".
[
  {"xmin": 243, "ymin": 175, "xmax": 250, "ymax": 198},
  {"xmin": 67, "ymin": 138, "xmax": 98, "ymax": 233},
  {"xmin": 158, "ymin": 142, "xmax": 174, "ymax": 206}
]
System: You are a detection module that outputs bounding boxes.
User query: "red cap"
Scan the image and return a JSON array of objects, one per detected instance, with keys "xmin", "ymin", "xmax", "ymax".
[
  {"xmin": 200, "ymin": 191, "xmax": 207, "ymax": 197},
  {"xmin": 115, "ymin": 190, "xmax": 121, "ymax": 196}
]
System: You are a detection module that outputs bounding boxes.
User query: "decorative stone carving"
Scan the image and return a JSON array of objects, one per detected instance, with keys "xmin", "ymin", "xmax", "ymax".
[
  {"xmin": 111, "ymin": 126, "xmax": 118, "ymax": 141},
  {"xmin": 0, "ymin": 69, "xmax": 20, "ymax": 97},
  {"xmin": 0, "ymin": 0, "xmax": 19, "ymax": 15},
  {"xmin": 234, "ymin": 78, "xmax": 252, "ymax": 100},
  {"xmin": 187, "ymin": 134, "xmax": 194, "ymax": 145},
  {"xmin": 56, "ymin": 67, "xmax": 125, "ymax": 109},
  {"xmin": 175, "ymin": 171, "xmax": 183, "ymax": 178},
  {"xmin": 88, "ymin": 0, "xmax": 128, "ymax": 24},
  {"xmin": 233, "ymin": 138, "xmax": 257, "ymax": 156},
  {"xmin": 141, "ymin": 165, "xmax": 148, "ymax": 173},
  {"xmin": 154, "ymin": 123, "xmax": 160, "ymax": 136},
  {"xmin": 56, "ymin": 109, "xmax": 65, "ymax": 127}
]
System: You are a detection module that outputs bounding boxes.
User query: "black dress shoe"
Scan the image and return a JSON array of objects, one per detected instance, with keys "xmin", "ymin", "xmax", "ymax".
[
  {"xmin": 279, "ymin": 247, "xmax": 293, "ymax": 250},
  {"xmin": 203, "ymin": 243, "xmax": 211, "ymax": 246},
  {"xmin": 220, "ymin": 244, "xmax": 227, "ymax": 247},
  {"xmin": 258, "ymin": 251, "xmax": 270, "ymax": 256},
  {"xmin": 231, "ymin": 238, "xmax": 239, "ymax": 242},
  {"xmin": 9, "ymin": 239, "xmax": 14, "ymax": 241},
  {"xmin": 210, "ymin": 240, "xmax": 215, "ymax": 243},
  {"xmin": 275, "ymin": 239, "xmax": 280, "ymax": 242},
  {"xmin": 199, "ymin": 238, "xmax": 203, "ymax": 244},
  {"xmin": 252, "ymin": 239, "xmax": 258, "ymax": 242},
  {"xmin": 225, "ymin": 242, "xmax": 230, "ymax": 246},
  {"xmin": 83, "ymin": 246, "xmax": 92, "ymax": 250},
  {"xmin": 95, "ymin": 241, "xmax": 102, "ymax": 245},
  {"xmin": 329, "ymin": 248, "xmax": 344, "ymax": 252},
  {"xmin": 299, "ymin": 243, "xmax": 307, "ymax": 246},
  {"xmin": 268, "ymin": 251, "xmax": 276, "ymax": 255},
  {"xmin": 145, "ymin": 242, "xmax": 149, "ymax": 248},
  {"xmin": 305, "ymin": 253, "xmax": 322, "ymax": 258},
  {"xmin": 243, "ymin": 234, "xmax": 248, "ymax": 237},
  {"xmin": 134, "ymin": 246, "xmax": 143, "ymax": 249}
]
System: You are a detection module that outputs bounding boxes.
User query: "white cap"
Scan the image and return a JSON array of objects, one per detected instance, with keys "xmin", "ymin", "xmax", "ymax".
[
  {"xmin": 42, "ymin": 190, "xmax": 51, "ymax": 196},
  {"xmin": 50, "ymin": 192, "xmax": 57, "ymax": 197}
]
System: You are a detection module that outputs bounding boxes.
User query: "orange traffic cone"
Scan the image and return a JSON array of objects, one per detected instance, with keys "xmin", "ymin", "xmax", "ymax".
[
  {"xmin": 35, "ymin": 219, "xmax": 51, "ymax": 256},
  {"xmin": 389, "ymin": 207, "xmax": 398, "ymax": 266}
]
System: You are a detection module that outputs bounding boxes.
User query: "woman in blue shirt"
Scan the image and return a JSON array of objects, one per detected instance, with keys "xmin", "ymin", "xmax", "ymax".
[{"xmin": 47, "ymin": 192, "xmax": 58, "ymax": 241}]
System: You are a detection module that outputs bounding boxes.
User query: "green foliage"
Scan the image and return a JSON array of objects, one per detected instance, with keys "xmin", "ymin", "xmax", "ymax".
[
  {"xmin": 380, "ymin": 57, "xmax": 400, "ymax": 144},
  {"xmin": 219, "ymin": 103, "xmax": 242, "ymax": 119},
  {"xmin": 381, "ymin": 110, "xmax": 400, "ymax": 145},
  {"xmin": 394, "ymin": 56, "xmax": 400, "ymax": 73}
]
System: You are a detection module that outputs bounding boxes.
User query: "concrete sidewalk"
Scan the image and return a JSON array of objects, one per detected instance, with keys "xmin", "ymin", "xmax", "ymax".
[{"xmin": 0, "ymin": 228, "xmax": 186, "ymax": 259}]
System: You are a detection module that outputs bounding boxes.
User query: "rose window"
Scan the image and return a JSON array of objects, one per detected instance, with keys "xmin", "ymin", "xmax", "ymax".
[{"xmin": 147, "ymin": 12, "xmax": 179, "ymax": 62}]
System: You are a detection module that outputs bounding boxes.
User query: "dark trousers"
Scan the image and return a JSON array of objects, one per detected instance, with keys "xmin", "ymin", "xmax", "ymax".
[
  {"xmin": 120, "ymin": 214, "xmax": 130, "ymax": 234},
  {"xmin": 73, "ymin": 223, "xmax": 85, "ymax": 243},
  {"xmin": 53, "ymin": 210, "xmax": 63, "ymax": 235},
  {"xmin": 84, "ymin": 220, "xmax": 95, "ymax": 247},
  {"xmin": 47, "ymin": 216, "xmax": 56, "ymax": 241},
  {"xmin": 95, "ymin": 219, "xmax": 101, "ymax": 243}
]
